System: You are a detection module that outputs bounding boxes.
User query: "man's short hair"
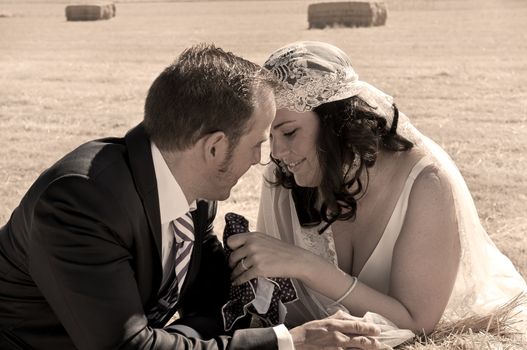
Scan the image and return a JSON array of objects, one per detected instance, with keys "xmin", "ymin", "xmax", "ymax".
[{"xmin": 144, "ymin": 43, "xmax": 277, "ymax": 152}]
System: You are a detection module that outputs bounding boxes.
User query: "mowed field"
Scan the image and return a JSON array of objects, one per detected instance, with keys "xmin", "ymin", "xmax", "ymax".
[{"xmin": 0, "ymin": 0, "xmax": 526, "ymax": 284}]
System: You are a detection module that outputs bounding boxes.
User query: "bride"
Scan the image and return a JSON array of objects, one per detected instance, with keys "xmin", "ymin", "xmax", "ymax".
[{"xmin": 226, "ymin": 41, "xmax": 526, "ymax": 337}]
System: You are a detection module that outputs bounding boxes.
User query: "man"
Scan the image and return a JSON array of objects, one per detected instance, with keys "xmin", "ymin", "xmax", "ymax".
[{"xmin": 0, "ymin": 43, "xmax": 382, "ymax": 349}]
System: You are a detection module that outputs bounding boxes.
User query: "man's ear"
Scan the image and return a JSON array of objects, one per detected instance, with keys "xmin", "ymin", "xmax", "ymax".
[{"xmin": 201, "ymin": 131, "xmax": 229, "ymax": 164}]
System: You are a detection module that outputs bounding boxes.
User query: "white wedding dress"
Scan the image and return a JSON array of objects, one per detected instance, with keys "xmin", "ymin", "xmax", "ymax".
[{"xmin": 257, "ymin": 114, "xmax": 527, "ymax": 338}]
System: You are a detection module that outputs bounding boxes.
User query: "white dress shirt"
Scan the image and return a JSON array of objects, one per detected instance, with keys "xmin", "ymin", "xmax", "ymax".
[
  {"xmin": 150, "ymin": 142, "xmax": 294, "ymax": 349},
  {"xmin": 151, "ymin": 142, "xmax": 196, "ymax": 287}
]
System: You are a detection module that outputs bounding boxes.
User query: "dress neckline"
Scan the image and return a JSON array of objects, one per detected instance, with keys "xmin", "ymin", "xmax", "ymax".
[{"xmin": 357, "ymin": 156, "xmax": 434, "ymax": 280}]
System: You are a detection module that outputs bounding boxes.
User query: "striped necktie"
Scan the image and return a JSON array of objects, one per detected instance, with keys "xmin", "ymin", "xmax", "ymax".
[
  {"xmin": 171, "ymin": 212, "xmax": 194, "ymax": 290},
  {"xmin": 146, "ymin": 211, "xmax": 194, "ymax": 327}
]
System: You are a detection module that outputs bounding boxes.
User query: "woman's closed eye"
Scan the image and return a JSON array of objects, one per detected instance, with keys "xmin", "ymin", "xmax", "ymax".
[{"xmin": 283, "ymin": 128, "xmax": 298, "ymax": 137}]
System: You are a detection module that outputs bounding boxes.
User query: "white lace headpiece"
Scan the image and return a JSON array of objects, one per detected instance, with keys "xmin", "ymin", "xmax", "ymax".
[{"xmin": 264, "ymin": 41, "xmax": 395, "ymax": 122}]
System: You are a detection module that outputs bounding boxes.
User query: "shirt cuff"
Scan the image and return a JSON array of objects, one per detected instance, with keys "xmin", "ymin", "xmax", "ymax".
[
  {"xmin": 273, "ymin": 324, "xmax": 295, "ymax": 350},
  {"xmin": 164, "ymin": 324, "xmax": 202, "ymax": 339}
]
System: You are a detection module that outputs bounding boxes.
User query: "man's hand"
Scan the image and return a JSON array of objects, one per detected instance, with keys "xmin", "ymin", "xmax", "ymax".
[{"xmin": 289, "ymin": 310, "xmax": 390, "ymax": 350}]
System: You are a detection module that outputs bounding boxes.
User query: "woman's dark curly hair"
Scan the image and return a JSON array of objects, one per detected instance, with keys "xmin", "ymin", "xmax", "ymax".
[{"xmin": 270, "ymin": 96, "xmax": 414, "ymax": 233}]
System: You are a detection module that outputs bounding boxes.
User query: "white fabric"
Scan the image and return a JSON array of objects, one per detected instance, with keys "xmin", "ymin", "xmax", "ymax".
[
  {"xmin": 252, "ymin": 276, "xmax": 276, "ymax": 314},
  {"xmin": 273, "ymin": 324, "xmax": 295, "ymax": 350},
  {"xmin": 151, "ymin": 142, "xmax": 196, "ymax": 282},
  {"xmin": 358, "ymin": 157, "xmax": 433, "ymax": 293},
  {"xmin": 264, "ymin": 41, "xmax": 395, "ymax": 118},
  {"xmin": 257, "ymin": 114, "xmax": 527, "ymax": 334}
]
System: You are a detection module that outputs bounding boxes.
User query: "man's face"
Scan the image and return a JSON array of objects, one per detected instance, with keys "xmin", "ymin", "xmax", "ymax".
[{"xmin": 208, "ymin": 89, "xmax": 276, "ymax": 201}]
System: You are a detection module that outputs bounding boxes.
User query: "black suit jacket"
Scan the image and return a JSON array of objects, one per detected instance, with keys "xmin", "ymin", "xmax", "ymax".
[{"xmin": 0, "ymin": 124, "xmax": 277, "ymax": 350}]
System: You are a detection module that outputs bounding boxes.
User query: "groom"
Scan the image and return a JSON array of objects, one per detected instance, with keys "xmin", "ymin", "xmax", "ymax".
[{"xmin": 0, "ymin": 43, "xmax": 382, "ymax": 350}]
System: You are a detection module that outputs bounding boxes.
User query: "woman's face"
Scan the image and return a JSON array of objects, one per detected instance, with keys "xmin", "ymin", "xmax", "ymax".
[{"xmin": 270, "ymin": 108, "xmax": 322, "ymax": 187}]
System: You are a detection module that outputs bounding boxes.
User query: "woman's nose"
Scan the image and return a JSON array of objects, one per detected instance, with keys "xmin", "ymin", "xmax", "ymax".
[{"xmin": 271, "ymin": 137, "xmax": 286, "ymax": 160}]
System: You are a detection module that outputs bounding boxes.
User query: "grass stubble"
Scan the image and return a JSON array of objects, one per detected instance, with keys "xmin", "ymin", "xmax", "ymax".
[{"xmin": 0, "ymin": 0, "xmax": 525, "ymax": 348}]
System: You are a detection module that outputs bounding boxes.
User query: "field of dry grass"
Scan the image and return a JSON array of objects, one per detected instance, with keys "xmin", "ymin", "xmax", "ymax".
[{"xmin": 1, "ymin": 0, "xmax": 526, "ymax": 346}]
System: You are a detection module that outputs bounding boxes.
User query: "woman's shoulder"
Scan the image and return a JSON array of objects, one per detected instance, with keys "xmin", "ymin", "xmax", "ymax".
[
  {"xmin": 409, "ymin": 157, "xmax": 456, "ymax": 210},
  {"xmin": 394, "ymin": 147, "xmax": 448, "ymax": 179},
  {"xmin": 388, "ymin": 148, "xmax": 454, "ymax": 204}
]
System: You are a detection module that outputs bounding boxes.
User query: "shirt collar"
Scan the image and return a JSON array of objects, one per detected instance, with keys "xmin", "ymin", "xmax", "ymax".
[{"xmin": 151, "ymin": 142, "xmax": 197, "ymax": 225}]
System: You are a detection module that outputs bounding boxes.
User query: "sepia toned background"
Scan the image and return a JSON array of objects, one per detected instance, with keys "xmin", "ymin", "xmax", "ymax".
[{"xmin": 1, "ymin": 0, "xmax": 525, "ymax": 286}]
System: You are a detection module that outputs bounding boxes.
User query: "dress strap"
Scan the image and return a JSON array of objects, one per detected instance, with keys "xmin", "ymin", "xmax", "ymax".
[{"xmin": 357, "ymin": 157, "xmax": 434, "ymax": 293}]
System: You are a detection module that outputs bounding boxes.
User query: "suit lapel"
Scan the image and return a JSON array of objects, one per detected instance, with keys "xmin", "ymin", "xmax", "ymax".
[
  {"xmin": 125, "ymin": 125, "xmax": 218, "ymax": 311},
  {"xmin": 124, "ymin": 123, "xmax": 163, "ymax": 265}
]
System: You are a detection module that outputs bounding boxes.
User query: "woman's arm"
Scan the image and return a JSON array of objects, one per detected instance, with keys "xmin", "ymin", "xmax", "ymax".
[
  {"xmin": 228, "ymin": 165, "xmax": 460, "ymax": 333},
  {"xmin": 336, "ymin": 165, "xmax": 460, "ymax": 333}
]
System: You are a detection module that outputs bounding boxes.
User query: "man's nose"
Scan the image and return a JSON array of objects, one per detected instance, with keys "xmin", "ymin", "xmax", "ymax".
[{"xmin": 251, "ymin": 146, "xmax": 262, "ymax": 165}]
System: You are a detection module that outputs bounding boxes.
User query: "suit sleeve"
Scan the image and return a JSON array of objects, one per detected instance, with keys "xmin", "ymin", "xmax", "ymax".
[{"xmin": 29, "ymin": 176, "xmax": 278, "ymax": 350}]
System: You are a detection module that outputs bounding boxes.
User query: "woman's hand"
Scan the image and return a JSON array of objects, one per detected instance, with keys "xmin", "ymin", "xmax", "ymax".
[{"xmin": 226, "ymin": 232, "xmax": 307, "ymax": 284}]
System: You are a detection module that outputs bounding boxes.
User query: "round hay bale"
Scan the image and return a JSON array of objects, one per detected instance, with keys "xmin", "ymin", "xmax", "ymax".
[
  {"xmin": 65, "ymin": 3, "xmax": 115, "ymax": 21},
  {"xmin": 308, "ymin": 1, "xmax": 387, "ymax": 29}
]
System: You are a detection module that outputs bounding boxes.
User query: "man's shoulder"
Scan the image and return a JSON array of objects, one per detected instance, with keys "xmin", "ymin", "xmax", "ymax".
[
  {"xmin": 28, "ymin": 136, "xmax": 135, "ymax": 201},
  {"xmin": 54, "ymin": 136, "xmax": 128, "ymax": 179}
]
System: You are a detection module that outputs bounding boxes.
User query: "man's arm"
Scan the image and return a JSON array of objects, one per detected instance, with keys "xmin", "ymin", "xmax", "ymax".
[{"xmin": 29, "ymin": 176, "xmax": 278, "ymax": 350}]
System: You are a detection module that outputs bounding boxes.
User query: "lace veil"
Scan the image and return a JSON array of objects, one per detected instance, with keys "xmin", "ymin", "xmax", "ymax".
[{"xmin": 260, "ymin": 41, "xmax": 527, "ymax": 330}]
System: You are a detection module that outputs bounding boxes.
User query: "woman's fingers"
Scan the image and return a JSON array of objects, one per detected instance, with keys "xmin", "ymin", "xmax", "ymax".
[
  {"xmin": 227, "ymin": 232, "xmax": 268, "ymax": 269},
  {"xmin": 226, "ymin": 232, "xmax": 249, "ymax": 251},
  {"xmin": 230, "ymin": 257, "xmax": 253, "ymax": 283},
  {"xmin": 228, "ymin": 241, "xmax": 249, "ymax": 269},
  {"xmin": 227, "ymin": 232, "xmax": 298, "ymax": 283}
]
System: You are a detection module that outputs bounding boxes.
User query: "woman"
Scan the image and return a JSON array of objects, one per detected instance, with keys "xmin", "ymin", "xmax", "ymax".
[{"xmin": 226, "ymin": 41, "xmax": 527, "ymax": 335}]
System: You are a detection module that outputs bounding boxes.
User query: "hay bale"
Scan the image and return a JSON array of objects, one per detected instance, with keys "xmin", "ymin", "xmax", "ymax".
[
  {"xmin": 65, "ymin": 3, "xmax": 115, "ymax": 21},
  {"xmin": 308, "ymin": 1, "xmax": 387, "ymax": 29}
]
